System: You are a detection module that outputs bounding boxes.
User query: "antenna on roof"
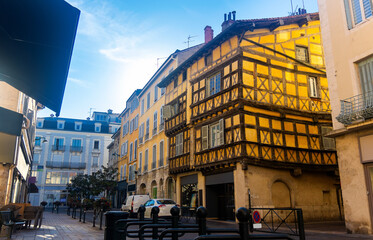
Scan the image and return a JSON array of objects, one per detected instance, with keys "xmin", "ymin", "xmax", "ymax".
[
  {"xmin": 88, "ymin": 108, "xmax": 95, "ymax": 119},
  {"xmin": 184, "ymin": 35, "xmax": 197, "ymax": 48},
  {"xmin": 288, "ymin": 0, "xmax": 299, "ymax": 16}
]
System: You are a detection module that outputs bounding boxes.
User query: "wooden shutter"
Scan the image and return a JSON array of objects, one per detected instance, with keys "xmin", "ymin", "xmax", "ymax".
[
  {"xmin": 219, "ymin": 118, "xmax": 225, "ymax": 146},
  {"xmin": 358, "ymin": 57, "xmax": 373, "ymax": 94},
  {"xmin": 321, "ymin": 126, "xmax": 336, "ymax": 150},
  {"xmin": 206, "ymin": 78, "xmax": 210, "ymax": 97},
  {"xmin": 202, "ymin": 125, "xmax": 209, "ymax": 150},
  {"xmin": 163, "ymin": 105, "xmax": 171, "ymax": 119},
  {"xmin": 344, "ymin": 0, "xmax": 353, "ymax": 29}
]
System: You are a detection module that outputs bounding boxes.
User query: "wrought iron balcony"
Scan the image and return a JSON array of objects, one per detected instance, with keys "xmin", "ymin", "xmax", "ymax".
[
  {"xmin": 152, "ymin": 128, "xmax": 158, "ymax": 135},
  {"xmin": 52, "ymin": 145, "xmax": 65, "ymax": 151},
  {"xmin": 70, "ymin": 146, "xmax": 83, "ymax": 152},
  {"xmin": 46, "ymin": 161, "xmax": 86, "ymax": 169},
  {"xmin": 337, "ymin": 91, "xmax": 373, "ymax": 125}
]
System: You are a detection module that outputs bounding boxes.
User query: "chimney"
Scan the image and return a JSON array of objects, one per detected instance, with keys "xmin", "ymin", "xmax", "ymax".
[
  {"xmin": 221, "ymin": 11, "xmax": 236, "ymax": 32},
  {"xmin": 108, "ymin": 109, "xmax": 113, "ymax": 114},
  {"xmin": 204, "ymin": 26, "xmax": 214, "ymax": 44}
]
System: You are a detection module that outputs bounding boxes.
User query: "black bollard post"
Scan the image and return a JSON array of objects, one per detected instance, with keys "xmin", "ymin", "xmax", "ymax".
[
  {"xmin": 297, "ymin": 209, "xmax": 305, "ymax": 240},
  {"xmin": 52, "ymin": 204, "xmax": 54, "ymax": 214},
  {"xmin": 236, "ymin": 207, "xmax": 250, "ymax": 240},
  {"xmin": 196, "ymin": 206, "xmax": 207, "ymax": 236},
  {"xmin": 151, "ymin": 206, "xmax": 160, "ymax": 240},
  {"xmin": 93, "ymin": 209, "xmax": 97, "ymax": 227},
  {"xmin": 100, "ymin": 208, "xmax": 104, "ymax": 230},
  {"xmin": 138, "ymin": 205, "xmax": 145, "ymax": 221},
  {"xmin": 104, "ymin": 211, "xmax": 129, "ymax": 240},
  {"xmin": 67, "ymin": 206, "xmax": 70, "ymax": 216},
  {"xmin": 74, "ymin": 206, "xmax": 77, "ymax": 219},
  {"xmin": 56, "ymin": 205, "xmax": 59, "ymax": 214},
  {"xmin": 79, "ymin": 207, "xmax": 82, "ymax": 222},
  {"xmin": 170, "ymin": 206, "xmax": 180, "ymax": 240},
  {"xmin": 83, "ymin": 209, "xmax": 86, "ymax": 223},
  {"xmin": 138, "ymin": 205, "xmax": 146, "ymax": 240}
]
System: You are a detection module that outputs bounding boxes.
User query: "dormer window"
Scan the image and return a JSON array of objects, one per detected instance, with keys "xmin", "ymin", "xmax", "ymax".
[
  {"xmin": 37, "ymin": 120, "xmax": 44, "ymax": 128},
  {"xmin": 57, "ymin": 120, "xmax": 65, "ymax": 130},
  {"xmin": 75, "ymin": 122, "xmax": 82, "ymax": 131},
  {"xmin": 94, "ymin": 123, "xmax": 101, "ymax": 132}
]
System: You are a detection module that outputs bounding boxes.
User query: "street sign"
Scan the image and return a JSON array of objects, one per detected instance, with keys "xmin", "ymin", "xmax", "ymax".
[{"xmin": 253, "ymin": 210, "xmax": 261, "ymax": 223}]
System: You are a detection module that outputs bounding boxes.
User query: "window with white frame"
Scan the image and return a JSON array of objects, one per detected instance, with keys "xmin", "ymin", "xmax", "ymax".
[
  {"xmin": 75, "ymin": 122, "xmax": 82, "ymax": 131},
  {"xmin": 206, "ymin": 73, "xmax": 221, "ymax": 97},
  {"xmin": 202, "ymin": 119, "xmax": 225, "ymax": 150},
  {"xmin": 175, "ymin": 133, "xmax": 183, "ymax": 156},
  {"xmin": 160, "ymin": 106, "xmax": 164, "ymax": 130},
  {"xmin": 57, "ymin": 120, "xmax": 65, "ymax": 130},
  {"xmin": 94, "ymin": 123, "xmax": 101, "ymax": 132},
  {"xmin": 130, "ymin": 119, "xmax": 134, "ymax": 134},
  {"xmin": 37, "ymin": 119, "xmax": 44, "ymax": 128},
  {"xmin": 161, "ymin": 87, "xmax": 165, "ymax": 96},
  {"xmin": 309, "ymin": 76, "xmax": 319, "ymax": 98},
  {"xmin": 358, "ymin": 56, "xmax": 373, "ymax": 93},
  {"xmin": 134, "ymin": 115, "xmax": 139, "ymax": 130},
  {"xmin": 152, "ymin": 144, "xmax": 157, "ymax": 169},
  {"xmin": 344, "ymin": 0, "xmax": 373, "ymax": 29}
]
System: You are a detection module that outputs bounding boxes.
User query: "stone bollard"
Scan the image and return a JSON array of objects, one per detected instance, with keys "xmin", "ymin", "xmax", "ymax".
[
  {"xmin": 236, "ymin": 207, "xmax": 250, "ymax": 240},
  {"xmin": 196, "ymin": 206, "xmax": 207, "ymax": 236},
  {"xmin": 104, "ymin": 211, "xmax": 129, "ymax": 240},
  {"xmin": 170, "ymin": 206, "xmax": 180, "ymax": 240},
  {"xmin": 151, "ymin": 206, "xmax": 160, "ymax": 240}
]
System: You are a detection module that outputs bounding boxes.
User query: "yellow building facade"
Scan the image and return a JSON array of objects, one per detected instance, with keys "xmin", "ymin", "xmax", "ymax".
[
  {"xmin": 137, "ymin": 46, "xmax": 203, "ymax": 200},
  {"xmin": 118, "ymin": 90, "xmax": 141, "ymax": 202},
  {"xmin": 158, "ymin": 13, "xmax": 341, "ymax": 221}
]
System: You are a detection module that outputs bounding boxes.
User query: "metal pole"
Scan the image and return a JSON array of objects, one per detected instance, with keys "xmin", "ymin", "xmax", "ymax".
[
  {"xmin": 196, "ymin": 206, "xmax": 207, "ymax": 236},
  {"xmin": 151, "ymin": 206, "xmax": 160, "ymax": 240},
  {"xmin": 297, "ymin": 209, "xmax": 305, "ymax": 240},
  {"xmin": 248, "ymin": 189, "xmax": 253, "ymax": 232},
  {"xmin": 100, "ymin": 208, "xmax": 103, "ymax": 230},
  {"xmin": 236, "ymin": 208, "xmax": 250, "ymax": 240},
  {"xmin": 93, "ymin": 209, "xmax": 96, "ymax": 227},
  {"xmin": 83, "ymin": 209, "xmax": 86, "ymax": 223},
  {"xmin": 79, "ymin": 206, "xmax": 82, "ymax": 222},
  {"xmin": 171, "ymin": 206, "xmax": 180, "ymax": 240}
]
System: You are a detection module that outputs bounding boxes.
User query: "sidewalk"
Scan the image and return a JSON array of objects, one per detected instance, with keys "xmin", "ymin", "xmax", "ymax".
[
  {"xmin": 12, "ymin": 212, "xmax": 104, "ymax": 240},
  {"xmin": 10, "ymin": 211, "xmax": 373, "ymax": 240}
]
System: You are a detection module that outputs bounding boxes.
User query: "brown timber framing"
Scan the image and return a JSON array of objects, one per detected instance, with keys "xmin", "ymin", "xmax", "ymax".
[{"xmin": 165, "ymin": 92, "xmax": 187, "ymax": 136}]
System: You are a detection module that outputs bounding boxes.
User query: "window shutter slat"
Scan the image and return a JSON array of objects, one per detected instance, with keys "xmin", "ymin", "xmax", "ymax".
[
  {"xmin": 344, "ymin": 0, "xmax": 354, "ymax": 29},
  {"xmin": 202, "ymin": 125, "xmax": 209, "ymax": 150},
  {"xmin": 219, "ymin": 118, "xmax": 225, "ymax": 145}
]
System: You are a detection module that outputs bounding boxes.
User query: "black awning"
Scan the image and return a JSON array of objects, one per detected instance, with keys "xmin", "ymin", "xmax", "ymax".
[
  {"xmin": 0, "ymin": 0, "xmax": 80, "ymax": 116},
  {"xmin": 0, "ymin": 107, "xmax": 23, "ymax": 136}
]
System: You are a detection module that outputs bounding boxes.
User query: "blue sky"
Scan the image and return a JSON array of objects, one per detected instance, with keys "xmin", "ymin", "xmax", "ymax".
[{"xmin": 38, "ymin": 0, "xmax": 319, "ymax": 119}]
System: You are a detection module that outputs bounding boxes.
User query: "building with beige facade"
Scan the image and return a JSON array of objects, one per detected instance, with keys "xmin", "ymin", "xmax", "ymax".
[
  {"xmin": 318, "ymin": 0, "xmax": 373, "ymax": 234},
  {"xmin": 136, "ymin": 45, "xmax": 203, "ymax": 200}
]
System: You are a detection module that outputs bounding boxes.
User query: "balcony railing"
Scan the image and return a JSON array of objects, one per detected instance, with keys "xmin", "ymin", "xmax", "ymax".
[
  {"xmin": 52, "ymin": 145, "xmax": 65, "ymax": 151},
  {"xmin": 159, "ymin": 122, "xmax": 164, "ymax": 131},
  {"xmin": 152, "ymin": 128, "xmax": 157, "ymax": 135},
  {"xmin": 337, "ymin": 91, "xmax": 373, "ymax": 125},
  {"xmin": 46, "ymin": 161, "xmax": 86, "ymax": 169},
  {"xmin": 70, "ymin": 146, "xmax": 83, "ymax": 152}
]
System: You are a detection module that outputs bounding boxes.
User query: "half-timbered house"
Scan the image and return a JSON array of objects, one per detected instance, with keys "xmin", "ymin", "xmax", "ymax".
[{"xmin": 158, "ymin": 12, "xmax": 341, "ymax": 221}]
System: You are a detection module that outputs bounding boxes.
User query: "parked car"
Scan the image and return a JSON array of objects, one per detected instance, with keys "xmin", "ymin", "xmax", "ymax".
[
  {"xmin": 121, "ymin": 195, "xmax": 151, "ymax": 217},
  {"xmin": 143, "ymin": 199, "xmax": 178, "ymax": 218}
]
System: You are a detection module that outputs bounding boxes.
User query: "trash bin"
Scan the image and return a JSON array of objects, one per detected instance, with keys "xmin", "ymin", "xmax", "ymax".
[{"xmin": 104, "ymin": 211, "xmax": 129, "ymax": 240}]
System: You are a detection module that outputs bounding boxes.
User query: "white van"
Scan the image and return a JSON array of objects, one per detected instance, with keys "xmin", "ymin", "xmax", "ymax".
[{"xmin": 121, "ymin": 195, "xmax": 151, "ymax": 217}]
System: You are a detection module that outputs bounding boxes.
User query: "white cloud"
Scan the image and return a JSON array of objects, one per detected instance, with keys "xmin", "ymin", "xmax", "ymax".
[{"xmin": 68, "ymin": 77, "xmax": 89, "ymax": 88}]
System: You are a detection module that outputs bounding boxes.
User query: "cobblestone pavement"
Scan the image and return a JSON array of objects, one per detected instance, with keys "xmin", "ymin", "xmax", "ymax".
[
  {"xmin": 10, "ymin": 211, "xmax": 373, "ymax": 239},
  {"xmin": 12, "ymin": 212, "xmax": 104, "ymax": 240}
]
